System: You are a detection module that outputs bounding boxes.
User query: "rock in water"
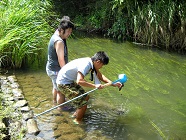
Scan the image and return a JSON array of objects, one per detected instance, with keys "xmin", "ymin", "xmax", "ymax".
[{"xmin": 27, "ymin": 119, "xmax": 40, "ymax": 135}]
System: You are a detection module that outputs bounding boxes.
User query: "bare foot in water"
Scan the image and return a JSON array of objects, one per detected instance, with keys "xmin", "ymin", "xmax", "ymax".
[
  {"xmin": 70, "ymin": 112, "xmax": 77, "ymax": 118},
  {"xmin": 73, "ymin": 119, "xmax": 81, "ymax": 125}
]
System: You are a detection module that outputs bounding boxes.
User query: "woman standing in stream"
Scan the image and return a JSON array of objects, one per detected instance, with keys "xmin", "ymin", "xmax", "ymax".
[{"xmin": 46, "ymin": 16, "xmax": 75, "ymax": 111}]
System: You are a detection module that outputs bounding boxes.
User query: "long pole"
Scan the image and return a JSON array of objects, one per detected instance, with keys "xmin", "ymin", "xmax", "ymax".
[
  {"xmin": 31, "ymin": 74, "xmax": 127, "ymax": 119},
  {"xmin": 33, "ymin": 88, "xmax": 98, "ymax": 119}
]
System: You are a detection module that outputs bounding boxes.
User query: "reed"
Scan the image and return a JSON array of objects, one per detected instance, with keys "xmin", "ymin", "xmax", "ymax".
[
  {"xmin": 0, "ymin": 0, "xmax": 54, "ymax": 68},
  {"xmin": 149, "ymin": 119, "xmax": 166, "ymax": 140},
  {"xmin": 130, "ymin": 0, "xmax": 186, "ymax": 52},
  {"xmin": 51, "ymin": 0, "xmax": 186, "ymax": 53}
]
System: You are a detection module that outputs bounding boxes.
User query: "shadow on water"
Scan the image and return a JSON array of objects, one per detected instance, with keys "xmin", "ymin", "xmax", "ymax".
[{"xmin": 14, "ymin": 33, "xmax": 186, "ymax": 140}]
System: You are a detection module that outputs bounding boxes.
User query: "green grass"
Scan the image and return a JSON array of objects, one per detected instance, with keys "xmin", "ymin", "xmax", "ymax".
[{"xmin": 0, "ymin": 0, "xmax": 55, "ymax": 68}]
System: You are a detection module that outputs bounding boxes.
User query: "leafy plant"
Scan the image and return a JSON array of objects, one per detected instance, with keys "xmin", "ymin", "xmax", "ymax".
[
  {"xmin": 0, "ymin": 0, "xmax": 54, "ymax": 68},
  {"xmin": 59, "ymin": 0, "xmax": 186, "ymax": 53}
]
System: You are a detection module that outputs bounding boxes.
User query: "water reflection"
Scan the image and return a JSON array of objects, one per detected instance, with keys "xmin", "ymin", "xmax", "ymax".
[{"xmin": 15, "ymin": 34, "xmax": 186, "ymax": 139}]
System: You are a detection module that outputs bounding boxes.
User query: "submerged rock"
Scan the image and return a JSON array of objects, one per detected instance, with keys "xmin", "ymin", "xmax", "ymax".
[
  {"xmin": 27, "ymin": 119, "xmax": 40, "ymax": 135},
  {"xmin": 13, "ymin": 100, "xmax": 28, "ymax": 108},
  {"xmin": 0, "ymin": 74, "xmax": 40, "ymax": 139}
]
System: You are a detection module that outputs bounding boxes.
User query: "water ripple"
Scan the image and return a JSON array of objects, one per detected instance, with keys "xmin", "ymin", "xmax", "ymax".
[{"xmin": 83, "ymin": 106, "xmax": 129, "ymax": 140}]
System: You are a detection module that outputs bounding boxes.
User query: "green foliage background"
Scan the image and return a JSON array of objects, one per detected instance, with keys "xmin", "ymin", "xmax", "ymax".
[
  {"xmin": 0, "ymin": 0, "xmax": 55, "ymax": 69},
  {"xmin": 0, "ymin": 0, "xmax": 185, "ymax": 69},
  {"xmin": 53, "ymin": 0, "xmax": 186, "ymax": 53}
]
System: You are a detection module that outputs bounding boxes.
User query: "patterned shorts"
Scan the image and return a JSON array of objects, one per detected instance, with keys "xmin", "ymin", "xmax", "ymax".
[{"xmin": 57, "ymin": 82, "xmax": 88, "ymax": 108}]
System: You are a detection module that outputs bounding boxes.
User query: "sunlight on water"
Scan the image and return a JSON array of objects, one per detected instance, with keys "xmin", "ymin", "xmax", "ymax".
[{"xmin": 15, "ymin": 34, "xmax": 186, "ymax": 140}]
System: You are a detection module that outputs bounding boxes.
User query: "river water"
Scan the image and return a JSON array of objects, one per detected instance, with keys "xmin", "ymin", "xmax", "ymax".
[{"xmin": 15, "ymin": 34, "xmax": 186, "ymax": 140}]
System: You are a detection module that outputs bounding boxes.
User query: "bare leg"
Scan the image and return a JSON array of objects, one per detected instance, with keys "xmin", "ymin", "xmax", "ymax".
[
  {"xmin": 57, "ymin": 91, "xmax": 65, "ymax": 110},
  {"xmin": 74, "ymin": 105, "xmax": 87, "ymax": 123},
  {"xmin": 52, "ymin": 88, "xmax": 57, "ymax": 105},
  {"xmin": 74, "ymin": 95, "xmax": 89, "ymax": 124}
]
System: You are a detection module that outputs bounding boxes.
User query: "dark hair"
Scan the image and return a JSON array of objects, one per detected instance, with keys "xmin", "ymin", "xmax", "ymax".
[
  {"xmin": 91, "ymin": 51, "xmax": 109, "ymax": 65},
  {"xmin": 58, "ymin": 16, "xmax": 75, "ymax": 32},
  {"xmin": 61, "ymin": 16, "xmax": 70, "ymax": 21}
]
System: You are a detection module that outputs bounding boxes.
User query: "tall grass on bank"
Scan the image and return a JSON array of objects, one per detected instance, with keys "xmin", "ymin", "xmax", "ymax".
[
  {"xmin": 132, "ymin": 1, "xmax": 186, "ymax": 53},
  {"xmin": 108, "ymin": 0, "xmax": 186, "ymax": 53},
  {"xmin": 0, "ymin": 0, "xmax": 54, "ymax": 68},
  {"xmin": 54, "ymin": 0, "xmax": 186, "ymax": 54}
]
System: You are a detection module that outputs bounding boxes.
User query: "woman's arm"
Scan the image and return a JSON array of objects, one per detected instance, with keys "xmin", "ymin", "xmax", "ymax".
[{"xmin": 55, "ymin": 41, "xmax": 65, "ymax": 67}]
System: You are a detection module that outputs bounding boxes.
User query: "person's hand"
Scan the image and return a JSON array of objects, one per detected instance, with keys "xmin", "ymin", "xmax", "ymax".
[
  {"xmin": 95, "ymin": 84, "xmax": 104, "ymax": 89},
  {"xmin": 119, "ymin": 83, "xmax": 124, "ymax": 91},
  {"xmin": 112, "ymin": 82, "xmax": 122, "ymax": 87},
  {"xmin": 112, "ymin": 82, "xmax": 124, "ymax": 90}
]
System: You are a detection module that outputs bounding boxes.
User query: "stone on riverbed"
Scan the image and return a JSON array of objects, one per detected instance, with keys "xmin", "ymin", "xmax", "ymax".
[
  {"xmin": 7, "ymin": 75, "xmax": 17, "ymax": 83},
  {"xmin": 10, "ymin": 82, "xmax": 20, "ymax": 88},
  {"xmin": 1, "ymin": 85, "xmax": 12, "ymax": 94},
  {"xmin": 27, "ymin": 119, "xmax": 40, "ymax": 135},
  {"xmin": 12, "ymin": 88, "xmax": 24, "ymax": 97},
  {"xmin": 13, "ymin": 100, "xmax": 28, "ymax": 108},
  {"xmin": 22, "ymin": 111, "xmax": 34, "ymax": 121},
  {"xmin": 1, "ymin": 74, "xmax": 41, "ymax": 139},
  {"xmin": 21, "ymin": 106, "xmax": 31, "ymax": 112}
]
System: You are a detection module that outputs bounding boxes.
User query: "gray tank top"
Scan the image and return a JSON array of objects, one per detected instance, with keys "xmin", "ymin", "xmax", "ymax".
[{"xmin": 46, "ymin": 34, "xmax": 68, "ymax": 71}]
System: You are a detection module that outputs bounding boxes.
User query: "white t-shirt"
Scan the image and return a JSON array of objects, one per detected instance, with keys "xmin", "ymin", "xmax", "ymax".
[{"xmin": 56, "ymin": 57, "xmax": 93, "ymax": 85}]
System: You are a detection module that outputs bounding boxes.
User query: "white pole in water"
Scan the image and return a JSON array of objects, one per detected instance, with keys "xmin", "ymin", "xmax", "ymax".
[
  {"xmin": 32, "ymin": 73, "xmax": 128, "ymax": 119},
  {"xmin": 34, "ymin": 88, "xmax": 98, "ymax": 118}
]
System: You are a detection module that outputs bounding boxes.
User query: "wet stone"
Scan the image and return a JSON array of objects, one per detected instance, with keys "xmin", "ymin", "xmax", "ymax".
[
  {"xmin": 12, "ymin": 88, "xmax": 23, "ymax": 97},
  {"xmin": 22, "ymin": 112, "xmax": 34, "ymax": 122},
  {"xmin": 1, "ymin": 74, "xmax": 40, "ymax": 139},
  {"xmin": 0, "ymin": 75, "xmax": 6, "ymax": 80},
  {"xmin": 27, "ymin": 119, "xmax": 40, "ymax": 135},
  {"xmin": 21, "ymin": 106, "xmax": 31, "ymax": 112},
  {"xmin": 0, "ymin": 79, "xmax": 8, "ymax": 85},
  {"xmin": 10, "ymin": 82, "xmax": 19, "ymax": 88},
  {"xmin": 14, "ymin": 96, "xmax": 25, "ymax": 100},
  {"xmin": 7, "ymin": 75, "xmax": 17, "ymax": 83},
  {"xmin": 14, "ymin": 100, "xmax": 28, "ymax": 108},
  {"xmin": 1, "ymin": 85, "xmax": 12, "ymax": 94}
]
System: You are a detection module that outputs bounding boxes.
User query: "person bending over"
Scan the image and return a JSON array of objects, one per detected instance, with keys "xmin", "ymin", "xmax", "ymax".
[{"xmin": 56, "ymin": 51, "xmax": 123, "ymax": 124}]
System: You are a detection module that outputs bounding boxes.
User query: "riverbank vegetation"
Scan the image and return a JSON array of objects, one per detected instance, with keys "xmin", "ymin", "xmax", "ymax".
[
  {"xmin": 0, "ymin": 0, "xmax": 55, "ymax": 69},
  {"xmin": 53, "ymin": 0, "xmax": 186, "ymax": 54},
  {"xmin": 0, "ymin": 0, "xmax": 185, "ymax": 69}
]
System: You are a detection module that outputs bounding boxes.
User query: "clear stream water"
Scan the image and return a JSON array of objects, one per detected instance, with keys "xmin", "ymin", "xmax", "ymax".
[{"xmin": 15, "ymin": 34, "xmax": 186, "ymax": 140}]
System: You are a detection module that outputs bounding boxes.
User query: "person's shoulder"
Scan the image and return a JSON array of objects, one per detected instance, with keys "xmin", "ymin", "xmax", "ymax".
[
  {"xmin": 52, "ymin": 33, "xmax": 63, "ymax": 41},
  {"xmin": 80, "ymin": 57, "xmax": 92, "ymax": 68},
  {"xmin": 79, "ymin": 57, "xmax": 91, "ymax": 62},
  {"xmin": 70, "ymin": 57, "xmax": 90, "ymax": 64}
]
